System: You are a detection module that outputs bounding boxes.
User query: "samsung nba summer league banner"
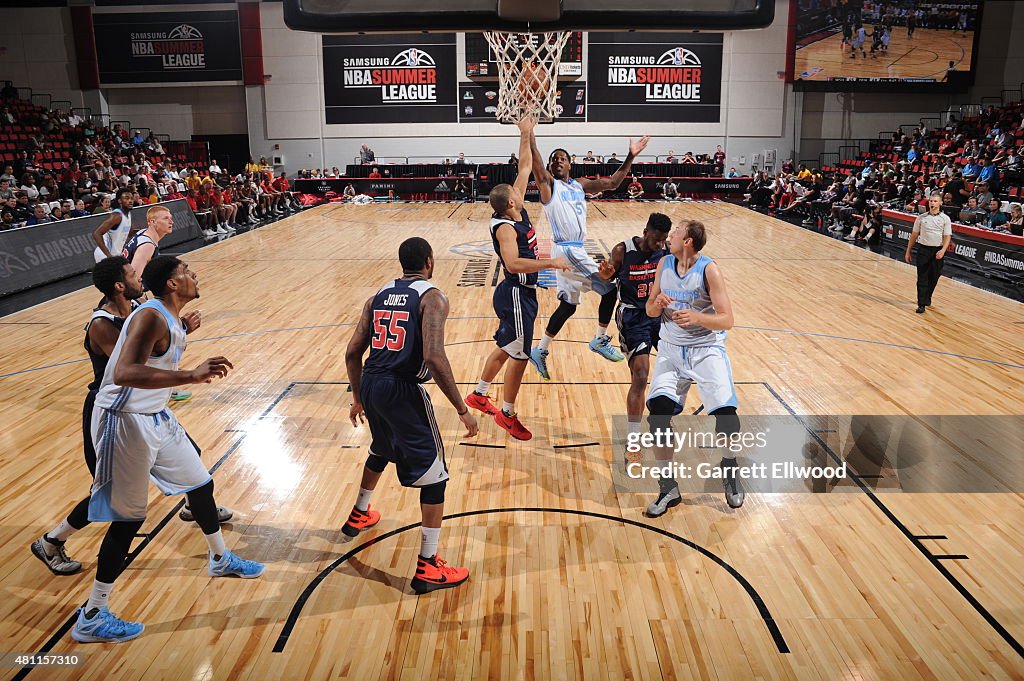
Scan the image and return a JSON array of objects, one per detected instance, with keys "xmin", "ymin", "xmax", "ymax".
[
  {"xmin": 587, "ymin": 33, "xmax": 723, "ymax": 123},
  {"xmin": 323, "ymin": 35, "xmax": 458, "ymax": 125},
  {"xmin": 92, "ymin": 11, "xmax": 243, "ymax": 85}
]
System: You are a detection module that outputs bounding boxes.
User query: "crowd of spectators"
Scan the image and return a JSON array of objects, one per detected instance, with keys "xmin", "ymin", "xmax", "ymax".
[
  {"xmin": 745, "ymin": 103, "xmax": 1024, "ymax": 242},
  {"xmin": 0, "ymin": 86, "xmax": 307, "ymax": 234}
]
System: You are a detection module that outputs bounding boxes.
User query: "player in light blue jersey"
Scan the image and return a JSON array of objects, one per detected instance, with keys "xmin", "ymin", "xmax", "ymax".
[
  {"xmin": 643, "ymin": 219, "xmax": 745, "ymax": 515},
  {"xmin": 527, "ymin": 130, "xmax": 650, "ymax": 380}
]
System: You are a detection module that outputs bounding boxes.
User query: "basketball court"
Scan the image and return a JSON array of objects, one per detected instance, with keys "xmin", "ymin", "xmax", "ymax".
[
  {"xmin": 1, "ymin": 0, "xmax": 1023, "ymax": 678},
  {"xmin": 2, "ymin": 200, "xmax": 1023, "ymax": 680}
]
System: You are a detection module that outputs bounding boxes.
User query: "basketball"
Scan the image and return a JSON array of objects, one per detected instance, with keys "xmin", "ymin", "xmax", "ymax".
[{"xmin": 517, "ymin": 63, "xmax": 551, "ymax": 101}]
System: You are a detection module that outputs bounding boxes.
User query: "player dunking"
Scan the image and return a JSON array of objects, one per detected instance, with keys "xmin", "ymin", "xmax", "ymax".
[
  {"xmin": 528, "ymin": 130, "xmax": 651, "ymax": 380},
  {"xmin": 72, "ymin": 256, "xmax": 263, "ymax": 644},
  {"xmin": 464, "ymin": 117, "xmax": 570, "ymax": 439},
  {"xmin": 643, "ymin": 220, "xmax": 745, "ymax": 515},
  {"xmin": 342, "ymin": 237, "xmax": 478, "ymax": 594},
  {"xmin": 595, "ymin": 213, "xmax": 672, "ymax": 463}
]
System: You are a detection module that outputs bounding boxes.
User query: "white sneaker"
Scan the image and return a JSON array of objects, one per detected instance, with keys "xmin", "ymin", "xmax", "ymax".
[
  {"xmin": 224, "ymin": 224, "xmax": 237, "ymax": 232},
  {"xmin": 203, "ymin": 229, "xmax": 215, "ymax": 237},
  {"xmin": 216, "ymin": 225, "xmax": 228, "ymax": 234}
]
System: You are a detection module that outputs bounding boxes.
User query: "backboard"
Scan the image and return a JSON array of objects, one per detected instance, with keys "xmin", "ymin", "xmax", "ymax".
[{"xmin": 283, "ymin": 0, "xmax": 775, "ymax": 33}]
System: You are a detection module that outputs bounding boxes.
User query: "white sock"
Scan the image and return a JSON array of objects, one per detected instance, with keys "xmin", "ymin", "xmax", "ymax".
[
  {"xmin": 355, "ymin": 487, "xmax": 374, "ymax": 512},
  {"xmin": 86, "ymin": 580, "xmax": 114, "ymax": 614},
  {"xmin": 46, "ymin": 519, "xmax": 79, "ymax": 545},
  {"xmin": 420, "ymin": 526, "xmax": 441, "ymax": 559},
  {"xmin": 502, "ymin": 401, "xmax": 515, "ymax": 416},
  {"xmin": 595, "ymin": 325, "xmax": 608, "ymax": 339},
  {"xmin": 627, "ymin": 420, "xmax": 642, "ymax": 436},
  {"xmin": 475, "ymin": 380, "xmax": 490, "ymax": 395},
  {"xmin": 205, "ymin": 530, "xmax": 228, "ymax": 561},
  {"xmin": 538, "ymin": 335, "xmax": 552, "ymax": 351}
]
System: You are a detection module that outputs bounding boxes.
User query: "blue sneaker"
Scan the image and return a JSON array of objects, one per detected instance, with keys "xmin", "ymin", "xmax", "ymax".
[
  {"xmin": 589, "ymin": 335, "xmax": 625, "ymax": 362},
  {"xmin": 529, "ymin": 347, "xmax": 551, "ymax": 381},
  {"xmin": 71, "ymin": 607, "xmax": 144, "ymax": 643},
  {"xmin": 208, "ymin": 550, "xmax": 265, "ymax": 579}
]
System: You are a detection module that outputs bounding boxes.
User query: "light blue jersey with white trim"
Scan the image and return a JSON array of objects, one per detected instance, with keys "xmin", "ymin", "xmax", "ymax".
[
  {"xmin": 658, "ymin": 253, "xmax": 723, "ymax": 347},
  {"xmin": 542, "ymin": 177, "xmax": 587, "ymax": 244}
]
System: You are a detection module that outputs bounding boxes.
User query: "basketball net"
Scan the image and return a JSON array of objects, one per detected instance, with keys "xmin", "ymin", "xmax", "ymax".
[{"xmin": 483, "ymin": 31, "xmax": 571, "ymax": 123}]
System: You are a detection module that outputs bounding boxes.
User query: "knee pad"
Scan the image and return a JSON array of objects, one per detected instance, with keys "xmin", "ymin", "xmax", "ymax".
[
  {"xmin": 710, "ymin": 406, "xmax": 739, "ymax": 437},
  {"xmin": 365, "ymin": 452, "xmax": 388, "ymax": 473},
  {"xmin": 646, "ymin": 396, "xmax": 682, "ymax": 430},
  {"xmin": 420, "ymin": 480, "xmax": 446, "ymax": 505}
]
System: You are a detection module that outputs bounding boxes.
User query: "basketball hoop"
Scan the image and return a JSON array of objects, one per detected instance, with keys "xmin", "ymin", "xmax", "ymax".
[{"xmin": 483, "ymin": 31, "xmax": 571, "ymax": 123}]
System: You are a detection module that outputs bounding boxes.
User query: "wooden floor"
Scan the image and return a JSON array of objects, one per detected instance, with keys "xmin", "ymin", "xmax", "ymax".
[
  {"xmin": 1, "ymin": 201, "xmax": 1023, "ymax": 680},
  {"xmin": 795, "ymin": 27, "xmax": 973, "ymax": 81}
]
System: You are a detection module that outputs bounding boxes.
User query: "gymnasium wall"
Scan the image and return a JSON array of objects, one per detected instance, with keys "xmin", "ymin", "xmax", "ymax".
[
  {"xmin": 251, "ymin": 0, "xmax": 798, "ymax": 173},
  {"xmin": 0, "ymin": 8, "xmax": 83, "ymax": 108}
]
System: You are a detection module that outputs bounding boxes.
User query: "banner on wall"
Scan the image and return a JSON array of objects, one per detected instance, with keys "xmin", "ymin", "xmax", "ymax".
[
  {"xmin": 458, "ymin": 83, "xmax": 586, "ymax": 122},
  {"xmin": 92, "ymin": 11, "xmax": 242, "ymax": 84},
  {"xmin": 586, "ymin": 33, "xmax": 723, "ymax": 123},
  {"xmin": 323, "ymin": 34, "xmax": 458, "ymax": 125}
]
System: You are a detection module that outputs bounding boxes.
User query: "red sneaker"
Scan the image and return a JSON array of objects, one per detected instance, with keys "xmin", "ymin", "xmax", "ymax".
[
  {"xmin": 411, "ymin": 554, "xmax": 470, "ymax": 594},
  {"xmin": 464, "ymin": 392, "xmax": 498, "ymax": 415},
  {"xmin": 341, "ymin": 505, "xmax": 381, "ymax": 538},
  {"xmin": 494, "ymin": 411, "xmax": 532, "ymax": 440}
]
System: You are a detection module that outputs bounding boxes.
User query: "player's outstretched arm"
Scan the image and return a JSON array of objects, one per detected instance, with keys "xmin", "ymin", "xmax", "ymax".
[
  {"xmin": 579, "ymin": 136, "xmax": 651, "ymax": 194},
  {"xmin": 512, "ymin": 115, "xmax": 537, "ymax": 200},
  {"xmin": 529, "ymin": 129, "xmax": 554, "ymax": 204},
  {"xmin": 114, "ymin": 308, "xmax": 224, "ymax": 387},
  {"xmin": 646, "ymin": 258, "xmax": 673, "ymax": 318},
  {"xmin": 421, "ymin": 290, "xmax": 478, "ymax": 436},
  {"xmin": 496, "ymin": 224, "xmax": 570, "ymax": 274},
  {"xmin": 345, "ymin": 297, "xmax": 374, "ymax": 424}
]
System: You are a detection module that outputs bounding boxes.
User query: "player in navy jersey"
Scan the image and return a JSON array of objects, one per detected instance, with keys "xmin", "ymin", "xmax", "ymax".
[
  {"xmin": 123, "ymin": 205, "xmax": 173, "ymax": 276},
  {"xmin": 527, "ymin": 129, "xmax": 650, "ymax": 380},
  {"xmin": 596, "ymin": 213, "xmax": 671, "ymax": 463},
  {"xmin": 343, "ymin": 237, "xmax": 479, "ymax": 594},
  {"xmin": 465, "ymin": 116, "xmax": 569, "ymax": 440}
]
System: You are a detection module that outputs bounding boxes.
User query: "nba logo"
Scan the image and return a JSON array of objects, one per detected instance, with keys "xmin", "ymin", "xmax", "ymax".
[
  {"xmin": 408, "ymin": 48, "xmax": 421, "ymax": 66},
  {"xmin": 671, "ymin": 47, "xmax": 685, "ymax": 65}
]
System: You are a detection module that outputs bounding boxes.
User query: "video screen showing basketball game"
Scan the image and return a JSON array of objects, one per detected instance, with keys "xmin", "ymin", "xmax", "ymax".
[{"xmin": 793, "ymin": 0, "xmax": 982, "ymax": 91}]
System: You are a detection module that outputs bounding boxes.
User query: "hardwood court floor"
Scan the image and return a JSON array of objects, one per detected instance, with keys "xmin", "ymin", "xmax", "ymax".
[
  {"xmin": 794, "ymin": 27, "xmax": 973, "ymax": 81},
  {"xmin": 1, "ymin": 201, "xmax": 1022, "ymax": 680}
]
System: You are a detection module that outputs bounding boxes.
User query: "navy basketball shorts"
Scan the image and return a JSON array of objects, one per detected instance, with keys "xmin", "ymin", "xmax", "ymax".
[
  {"xmin": 616, "ymin": 306, "xmax": 660, "ymax": 360},
  {"xmin": 361, "ymin": 373, "xmax": 449, "ymax": 487},
  {"xmin": 492, "ymin": 280, "xmax": 538, "ymax": 361}
]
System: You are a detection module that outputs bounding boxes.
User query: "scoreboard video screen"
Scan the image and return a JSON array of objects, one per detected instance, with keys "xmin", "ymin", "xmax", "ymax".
[{"xmin": 465, "ymin": 31, "xmax": 583, "ymax": 78}]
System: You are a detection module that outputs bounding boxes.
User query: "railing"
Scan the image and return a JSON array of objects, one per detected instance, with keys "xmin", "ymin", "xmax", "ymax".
[
  {"xmin": 1000, "ymin": 87, "xmax": 1022, "ymax": 105},
  {"xmin": 920, "ymin": 117, "xmax": 941, "ymax": 133},
  {"xmin": 979, "ymin": 96, "xmax": 1001, "ymax": 111},
  {"xmin": 51, "ymin": 100, "xmax": 72, "ymax": 114},
  {"xmin": 89, "ymin": 113, "xmax": 110, "ymax": 128},
  {"xmin": 15, "ymin": 87, "xmax": 31, "ymax": 102},
  {"xmin": 819, "ymin": 151, "xmax": 840, "ymax": 170},
  {"xmin": 30, "ymin": 93, "xmax": 50, "ymax": 110}
]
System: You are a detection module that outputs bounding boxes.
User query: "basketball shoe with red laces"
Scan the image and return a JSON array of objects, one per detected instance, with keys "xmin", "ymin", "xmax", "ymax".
[
  {"xmin": 411, "ymin": 554, "xmax": 470, "ymax": 594},
  {"xmin": 494, "ymin": 410, "xmax": 532, "ymax": 440},
  {"xmin": 341, "ymin": 505, "xmax": 381, "ymax": 538},
  {"xmin": 464, "ymin": 392, "xmax": 499, "ymax": 415}
]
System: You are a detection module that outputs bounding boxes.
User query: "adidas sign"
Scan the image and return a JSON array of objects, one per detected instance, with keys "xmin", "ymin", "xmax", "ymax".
[{"xmin": 434, "ymin": 181, "xmax": 451, "ymax": 192}]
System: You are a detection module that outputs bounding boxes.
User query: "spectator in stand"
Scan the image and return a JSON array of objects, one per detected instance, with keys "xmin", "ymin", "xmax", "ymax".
[
  {"xmin": 359, "ymin": 144, "xmax": 375, "ymax": 164},
  {"xmin": 847, "ymin": 205, "xmax": 882, "ymax": 243},
  {"xmin": 726, "ymin": 167, "xmax": 740, "ymax": 178},
  {"xmin": 456, "ymin": 152, "xmax": 469, "ymax": 165},
  {"xmin": 368, "ymin": 167, "xmax": 382, "ymax": 179},
  {"xmin": 982, "ymin": 199, "xmax": 1008, "ymax": 231},
  {"xmin": 70, "ymin": 199, "xmax": 89, "ymax": 218},
  {"xmin": 131, "ymin": 130, "xmax": 145, "ymax": 146},
  {"xmin": 977, "ymin": 157, "xmax": 998, "ymax": 191},
  {"xmin": 626, "ymin": 176, "xmax": 644, "ymax": 200},
  {"xmin": 662, "ymin": 178, "xmax": 679, "ymax": 200},
  {"xmin": 681, "ymin": 151, "xmax": 696, "ymax": 164},
  {"xmin": 1007, "ymin": 204, "xmax": 1023, "ymax": 236},
  {"xmin": 0, "ymin": 178, "xmax": 13, "ymax": 202},
  {"xmin": 259, "ymin": 156, "xmax": 272, "ymax": 171},
  {"xmin": 209, "ymin": 159, "xmax": 224, "ymax": 176},
  {"xmin": 713, "ymin": 145, "xmax": 726, "ymax": 174},
  {"xmin": 50, "ymin": 204, "xmax": 65, "ymax": 221},
  {"xmin": 344, "ymin": 182, "xmax": 356, "ymax": 199},
  {"xmin": 508, "ymin": 152, "xmax": 518, "ymax": 165},
  {"xmin": 944, "ymin": 171, "xmax": 968, "ymax": 206},
  {"xmin": 958, "ymin": 196, "xmax": 985, "ymax": 224},
  {"xmin": 206, "ymin": 182, "xmax": 234, "ymax": 234},
  {"xmin": 91, "ymin": 194, "xmax": 112, "ymax": 215},
  {"xmin": 1, "ymin": 209, "xmax": 15, "ymax": 229},
  {"xmin": 10, "ymin": 194, "xmax": 30, "ymax": 222},
  {"xmin": 1, "ymin": 165, "xmax": 16, "ymax": 184},
  {"xmin": 185, "ymin": 169, "xmax": 203, "ymax": 192},
  {"xmin": 745, "ymin": 171, "xmax": 771, "ymax": 209},
  {"xmin": 26, "ymin": 204, "xmax": 52, "ymax": 226},
  {"xmin": 245, "ymin": 157, "xmax": 261, "ymax": 174},
  {"xmin": 583, "ymin": 150, "xmax": 596, "ymax": 163},
  {"xmin": 961, "ymin": 157, "xmax": 980, "ymax": 179},
  {"xmin": 331, "ymin": 166, "xmax": 342, "ymax": 178},
  {"xmin": 272, "ymin": 171, "xmax": 299, "ymax": 210},
  {"xmin": 20, "ymin": 173, "xmax": 39, "ymax": 200},
  {"xmin": 665, "ymin": 150, "xmax": 677, "ymax": 163}
]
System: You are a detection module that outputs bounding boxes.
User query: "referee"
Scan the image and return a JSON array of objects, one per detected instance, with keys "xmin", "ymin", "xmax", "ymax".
[{"xmin": 904, "ymin": 193, "xmax": 952, "ymax": 313}]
